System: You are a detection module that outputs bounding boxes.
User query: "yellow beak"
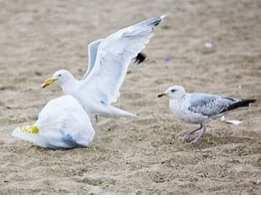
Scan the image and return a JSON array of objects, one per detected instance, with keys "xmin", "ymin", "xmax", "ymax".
[{"xmin": 41, "ymin": 78, "xmax": 57, "ymax": 88}]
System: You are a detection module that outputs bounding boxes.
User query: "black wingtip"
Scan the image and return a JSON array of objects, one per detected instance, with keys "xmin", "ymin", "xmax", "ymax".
[
  {"xmin": 238, "ymin": 99, "xmax": 256, "ymax": 106},
  {"xmin": 152, "ymin": 19, "xmax": 161, "ymax": 26},
  {"xmin": 134, "ymin": 52, "xmax": 146, "ymax": 64},
  {"xmin": 150, "ymin": 15, "xmax": 165, "ymax": 27},
  {"xmin": 222, "ymin": 99, "xmax": 256, "ymax": 113},
  {"xmin": 244, "ymin": 99, "xmax": 256, "ymax": 104}
]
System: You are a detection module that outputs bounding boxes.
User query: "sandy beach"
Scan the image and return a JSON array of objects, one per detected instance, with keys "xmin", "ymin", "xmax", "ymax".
[{"xmin": 0, "ymin": 0, "xmax": 261, "ymax": 194}]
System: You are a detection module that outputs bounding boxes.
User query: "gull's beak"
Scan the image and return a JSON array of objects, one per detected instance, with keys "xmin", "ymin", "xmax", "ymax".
[
  {"xmin": 41, "ymin": 78, "xmax": 57, "ymax": 88},
  {"xmin": 158, "ymin": 93, "xmax": 166, "ymax": 98}
]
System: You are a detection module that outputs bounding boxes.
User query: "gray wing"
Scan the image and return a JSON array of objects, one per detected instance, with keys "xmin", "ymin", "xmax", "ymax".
[
  {"xmin": 83, "ymin": 40, "xmax": 146, "ymax": 80},
  {"xmin": 187, "ymin": 93, "xmax": 237, "ymax": 117},
  {"xmin": 81, "ymin": 16, "xmax": 165, "ymax": 104},
  {"xmin": 82, "ymin": 39, "xmax": 103, "ymax": 79}
]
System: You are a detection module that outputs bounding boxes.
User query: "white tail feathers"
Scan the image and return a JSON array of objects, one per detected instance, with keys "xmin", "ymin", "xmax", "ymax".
[
  {"xmin": 160, "ymin": 15, "xmax": 167, "ymax": 20},
  {"xmin": 104, "ymin": 105, "xmax": 137, "ymax": 118},
  {"xmin": 220, "ymin": 116, "xmax": 242, "ymax": 126}
]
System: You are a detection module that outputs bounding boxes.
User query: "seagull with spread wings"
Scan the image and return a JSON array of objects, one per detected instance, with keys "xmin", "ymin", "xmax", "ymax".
[{"xmin": 42, "ymin": 16, "xmax": 165, "ymax": 119}]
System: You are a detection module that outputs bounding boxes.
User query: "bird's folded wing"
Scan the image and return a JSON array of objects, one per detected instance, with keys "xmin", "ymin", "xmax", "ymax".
[
  {"xmin": 81, "ymin": 16, "xmax": 165, "ymax": 104},
  {"xmin": 187, "ymin": 94, "xmax": 236, "ymax": 117}
]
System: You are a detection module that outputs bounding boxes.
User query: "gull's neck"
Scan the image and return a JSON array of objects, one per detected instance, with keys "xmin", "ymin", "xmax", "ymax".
[
  {"xmin": 61, "ymin": 76, "xmax": 79, "ymax": 95},
  {"xmin": 169, "ymin": 95, "xmax": 186, "ymax": 112}
]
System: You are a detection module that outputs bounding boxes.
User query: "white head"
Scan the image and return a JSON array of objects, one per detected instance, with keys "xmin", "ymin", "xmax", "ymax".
[
  {"xmin": 41, "ymin": 69, "xmax": 76, "ymax": 92},
  {"xmin": 158, "ymin": 85, "xmax": 186, "ymax": 100}
]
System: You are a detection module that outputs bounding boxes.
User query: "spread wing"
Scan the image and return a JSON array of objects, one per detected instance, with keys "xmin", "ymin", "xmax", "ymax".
[
  {"xmin": 82, "ymin": 39, "xmax": 103, "ymax": 79},
  {"xmin": 83, "ymin": 41, "xmax": 146, "ymax": 80},
  {"xmin": 80, "ymin": 16, "xmax": 165, "ymax": 104},
  {"xmin": 188, "ymin": 93, "xmax": 237, "ymax": 117}
]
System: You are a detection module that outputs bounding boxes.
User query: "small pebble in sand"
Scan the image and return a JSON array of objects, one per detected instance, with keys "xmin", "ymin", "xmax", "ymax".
[{"xmin": 201, "ymin": 41, "xmax": 216, "ymax": 54}]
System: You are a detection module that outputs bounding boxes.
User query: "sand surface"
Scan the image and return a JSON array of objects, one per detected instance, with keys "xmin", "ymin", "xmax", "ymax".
[{"xmin": 0, "ymin": 0, "xmax": 261, "ymax": 194}]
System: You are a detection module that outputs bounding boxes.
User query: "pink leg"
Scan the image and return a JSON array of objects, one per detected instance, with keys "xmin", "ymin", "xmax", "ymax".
[
  {"xmin": 183, "ymin": 124, "xmax": 203, "ymax": 143},
  {"xmin": 191, "ymin": 124, "xmax": 206, "ymax": 144}
]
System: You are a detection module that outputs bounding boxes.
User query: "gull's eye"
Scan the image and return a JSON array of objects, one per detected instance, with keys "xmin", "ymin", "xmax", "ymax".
[
  {"xmin": 171, "ymin": 89, "xmax": 176, "ymax": 93},
  {"xmin": 58, "ymin": 74, "xmax": 62, "ymax": 77}
]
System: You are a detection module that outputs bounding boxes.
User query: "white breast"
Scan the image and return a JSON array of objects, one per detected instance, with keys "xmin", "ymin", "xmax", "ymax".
[{"xmin": 169, "ymin": 98, "xmax": 208, "ymax": 124}]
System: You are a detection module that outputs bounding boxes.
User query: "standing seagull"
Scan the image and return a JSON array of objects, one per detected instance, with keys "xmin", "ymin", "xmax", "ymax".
[
  {"xmin": 158, "ymin": 85, "xmax": 256, "ymax": 144},
  {"xmin": 41, "ymin": 16, "xmax": 165, "ymax": 119}
]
